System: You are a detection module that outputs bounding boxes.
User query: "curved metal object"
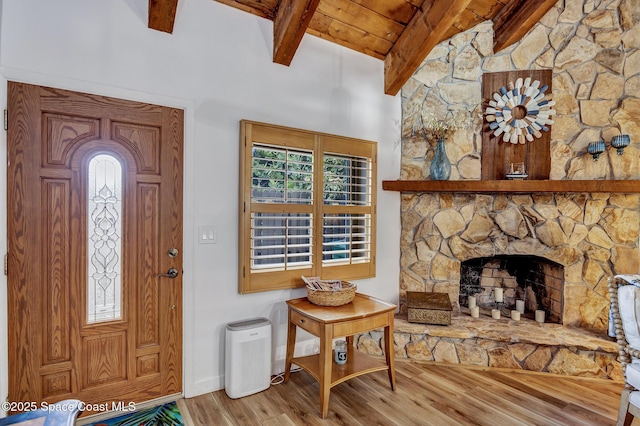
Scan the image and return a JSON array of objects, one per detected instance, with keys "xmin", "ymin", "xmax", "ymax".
[{"xmin": 158, "ymin": 267, "xmax": 179, "ymax": 278}]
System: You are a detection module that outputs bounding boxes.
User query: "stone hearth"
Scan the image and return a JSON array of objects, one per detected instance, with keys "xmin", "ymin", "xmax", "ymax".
[{"xmin": 356, "ymin": 310, "xmax": 621, "ymax": 380}]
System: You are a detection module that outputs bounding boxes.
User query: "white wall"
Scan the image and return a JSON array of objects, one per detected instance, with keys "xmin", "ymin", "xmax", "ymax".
[{"xmin": 0, "ymin": 0, "xmax": 401, "ymax": 401}]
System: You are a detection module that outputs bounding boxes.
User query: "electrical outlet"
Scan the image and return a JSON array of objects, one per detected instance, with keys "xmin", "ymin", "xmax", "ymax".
[{"xmin": 198, "ymin": 226, "xmax": 217, "ymax": 244}]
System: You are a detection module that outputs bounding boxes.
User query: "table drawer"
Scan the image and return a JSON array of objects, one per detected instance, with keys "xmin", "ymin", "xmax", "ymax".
[
  {"xmin": 290, "ymin": 310, "xmax": 320, "ymax": 336},
  {"xmin": 333, "ymin": 312, "xmax": 390, "ymax": 337}
]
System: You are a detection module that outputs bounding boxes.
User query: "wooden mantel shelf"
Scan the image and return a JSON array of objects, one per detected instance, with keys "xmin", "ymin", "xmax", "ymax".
[{"xmin": 382, "ymin": 180, "xmax": 640, "ymax": 193}]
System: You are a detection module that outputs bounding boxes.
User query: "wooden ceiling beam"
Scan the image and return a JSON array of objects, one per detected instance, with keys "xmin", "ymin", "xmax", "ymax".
[
  {"xmin": 214, "ymin": 0, "xmax": 277, "ymax": 20},
  {"xmin": 273, "ymin": 0, "xmax": 321, "ymax": 66},
  {"xmin": 383, "ymin": 0, "xmax": 474, "ymax": 96},
  {"xmin": 148, "ymin": 0, "xmax": 178, "ymax": 33},
  {"xmin": 493, "ymin": 0, "xmax": 558, "ymax": 52}
]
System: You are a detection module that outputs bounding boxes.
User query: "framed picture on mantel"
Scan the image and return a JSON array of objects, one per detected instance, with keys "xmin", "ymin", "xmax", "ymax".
[{"xmin": 481, "ymin": 70, "xmax": 552, "ymax": 180}]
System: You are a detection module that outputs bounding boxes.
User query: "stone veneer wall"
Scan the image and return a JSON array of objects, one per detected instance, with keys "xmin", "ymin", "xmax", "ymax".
[{"xmin": 401, "ymin": 0, "xmax": 640, "ymax": 180}]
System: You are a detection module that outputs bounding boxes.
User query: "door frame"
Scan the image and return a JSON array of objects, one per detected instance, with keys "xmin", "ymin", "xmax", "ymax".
[{"xmin": 0, "ymin": 68, "xmax": 198, "ymax": 411}]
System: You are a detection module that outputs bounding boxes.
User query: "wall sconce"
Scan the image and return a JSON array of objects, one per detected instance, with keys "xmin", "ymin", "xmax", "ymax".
[
  {"xmin": 587, "ymin": 140, "xmax": 605, "ymax": 161},
  {"xmin": 611, "ymin": 134, "xmax": 631, "ymax": 155},
  {"xmin": 588, "ymin": 135, "xmax": 631, "ymax": 161}
]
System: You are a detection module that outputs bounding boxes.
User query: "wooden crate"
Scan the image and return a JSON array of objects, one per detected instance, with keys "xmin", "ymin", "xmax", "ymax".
[{"xmin": 407, "ymin": 292, "xmax": 452, "ymax": 325}]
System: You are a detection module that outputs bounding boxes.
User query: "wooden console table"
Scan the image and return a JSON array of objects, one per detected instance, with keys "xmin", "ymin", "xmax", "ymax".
[{"xmin": 284, "ymin": 293, "xmax": 396, "ymax": 418}]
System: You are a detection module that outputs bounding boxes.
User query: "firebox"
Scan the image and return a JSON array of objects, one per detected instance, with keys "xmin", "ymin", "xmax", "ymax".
[{"xmin": 460, "ymin": 255, "xmax": 564, "ymax": 323}]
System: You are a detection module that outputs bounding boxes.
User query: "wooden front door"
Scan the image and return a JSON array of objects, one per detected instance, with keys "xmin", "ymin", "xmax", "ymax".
[{"xmin": 7, "ymin": 82, "xmax": 183, "ymax": 410}]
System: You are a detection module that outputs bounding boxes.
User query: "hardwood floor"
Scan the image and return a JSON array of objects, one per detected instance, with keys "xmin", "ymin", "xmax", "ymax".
[{"xmin": 181, "ymin": 360, "xmax": 636, "ymax": 425}]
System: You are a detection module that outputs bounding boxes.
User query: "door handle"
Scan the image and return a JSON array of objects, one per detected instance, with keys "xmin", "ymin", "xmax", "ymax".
[{"xmin": 158, "ymin": 268, "xmax": 179, "ymax": 278}]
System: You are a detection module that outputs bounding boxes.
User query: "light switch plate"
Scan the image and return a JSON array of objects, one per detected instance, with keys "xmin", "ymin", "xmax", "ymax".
[{"xmin": 198, "ymin": 226, "xmax": 217, "ymax": 244}]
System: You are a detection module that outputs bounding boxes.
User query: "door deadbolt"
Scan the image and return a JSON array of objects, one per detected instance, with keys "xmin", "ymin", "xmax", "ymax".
[{"xmin": 168, "ymin": 248, "xmax": 179, "ymax": 258}]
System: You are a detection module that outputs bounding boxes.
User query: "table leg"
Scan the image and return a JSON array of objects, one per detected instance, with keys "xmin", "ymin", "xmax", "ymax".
[
  {"xmin": 384, "ymin": 314, "xmax": 396, "ymax": 391},
  {"xmin": 284, "ymin": 312, "xmax": 297, "ymax": 383},
  {"xmin": 319, "ymin": 325, "xmax": 333, "ymax": 418},
  {"xmin": 346, "ymin": 335, "xmax": 354, "ymax": 346}
]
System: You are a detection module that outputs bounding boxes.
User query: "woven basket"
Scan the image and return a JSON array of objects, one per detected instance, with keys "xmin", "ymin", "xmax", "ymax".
[{"xmin": 306, "ymin": 282, "xmax": 357, "ymax": 306}]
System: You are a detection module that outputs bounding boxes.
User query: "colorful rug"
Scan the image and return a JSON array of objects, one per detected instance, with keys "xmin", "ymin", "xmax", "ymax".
[{"xmin": 88, "ymin": 401, "xmax": 183, "ymax": 426}]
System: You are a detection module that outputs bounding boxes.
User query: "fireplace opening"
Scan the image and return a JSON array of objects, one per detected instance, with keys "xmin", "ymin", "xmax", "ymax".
[{"xmin": 460, "ymin": 255, "xmax": 564, "ymax": 323}]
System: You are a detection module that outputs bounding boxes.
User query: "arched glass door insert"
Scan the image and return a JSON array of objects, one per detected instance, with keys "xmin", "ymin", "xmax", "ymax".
[{"xmin": 87, "ymin": 154, "xmax": 123, "ymax": 324}]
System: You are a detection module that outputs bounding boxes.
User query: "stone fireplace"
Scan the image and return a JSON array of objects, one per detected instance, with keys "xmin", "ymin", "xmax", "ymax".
[
  {"xmin": 460, "ymin": 255, "xmax": 564, "ymax": 324},
  {"xmin": 357, "ymin": 190, "xmax": 638, "ymax": 380},
  {"xmin": 354, "ymin": 0, "xmax": 640, "ymax": 380},
  {"xmin": 397, "ymin": 191, "xmax": 639, "ymax": 331}
]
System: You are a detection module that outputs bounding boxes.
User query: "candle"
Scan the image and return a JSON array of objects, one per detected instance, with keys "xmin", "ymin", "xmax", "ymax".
[
  {"xmin": 468, "ymin": 296, "xmax": 477, "ymax": 309},
  {"xmin": 470, "ymin": 306, "xmax": 480, "ymax": 318},
  {"xmin": 494, "ymin": 287, "xmax": 504, "ymax": 303},
  {"xmin": 535, "ymin": 310, "xmax": 545, "ymax": 323},
  {"xmin": 511, "ymin": 310, "xmax": 521, "ymax": 321},
  {"xmin": 516, "ymin": 300, "xmax": 525, "ymax": 314},
  {"xmin": 491, "ymin": 309, "xmax": 501, "ymax": 319}
]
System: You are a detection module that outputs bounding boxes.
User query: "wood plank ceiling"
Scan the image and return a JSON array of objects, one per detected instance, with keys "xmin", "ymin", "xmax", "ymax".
[{"xmin": 148, "ymin": 0, "xmax": 558, "ymax": 95}]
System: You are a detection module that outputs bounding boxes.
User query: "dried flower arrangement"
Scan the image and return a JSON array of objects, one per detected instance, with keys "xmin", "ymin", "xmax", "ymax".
[{"xmin": 418, "ymin": 111, "xmax": 466, "ymax": 142}]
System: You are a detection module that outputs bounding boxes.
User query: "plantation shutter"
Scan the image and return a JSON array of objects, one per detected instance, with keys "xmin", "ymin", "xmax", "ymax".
[
  {"xmin": 239, "ymin": 121, "xmax": 376, "ymax": 294},
  {"xmin": 250, "ymin": 144, "xmax": 314, "ymax": 271}
]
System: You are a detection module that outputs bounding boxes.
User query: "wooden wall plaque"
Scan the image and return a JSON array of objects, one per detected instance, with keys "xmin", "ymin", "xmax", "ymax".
[{"xmin": 481, "ymin": 70, "xmax": 552, "ymax": 180}]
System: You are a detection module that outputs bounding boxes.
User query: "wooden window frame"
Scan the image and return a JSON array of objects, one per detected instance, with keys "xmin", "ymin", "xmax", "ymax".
[{"xmin": 239, "ymin": 120, "xmax": 377, "ymax": 294}]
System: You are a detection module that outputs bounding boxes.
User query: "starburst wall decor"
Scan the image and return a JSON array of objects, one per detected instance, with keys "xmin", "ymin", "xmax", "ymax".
[{"xmin": 485, "ymin": 77, "xmax": 556, "ymax": 145}]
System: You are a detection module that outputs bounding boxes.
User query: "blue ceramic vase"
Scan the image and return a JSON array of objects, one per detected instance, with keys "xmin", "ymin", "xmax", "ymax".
[{"xmin": 430, "ymin": 138, "xmax": 451, "ymax": 180}]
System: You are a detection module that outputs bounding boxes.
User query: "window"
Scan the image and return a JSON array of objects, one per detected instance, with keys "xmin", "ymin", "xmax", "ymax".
[
  {"xmin": 87, "ymin": 154, "xmax": 123, "ymax": 323},
  {"xmin": 239, "ymin": 120, "xmax": 377, "ymax": 293}
]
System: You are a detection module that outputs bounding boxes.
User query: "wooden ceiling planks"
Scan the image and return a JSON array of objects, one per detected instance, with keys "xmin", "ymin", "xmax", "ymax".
[
  {"xmin": 350, "ymin": 0, "xmax": 418, "ymax": 25},
  {"xmin": 149, "ymin": 0, "xmax": 558, "ymax": 94},
  {"xmin": 308, "ymin": 13, "xmax": 391, "ymax": 59},
  {"xmin": 317, "ymin": 0, "xmax": 405, "ymax": 43}
]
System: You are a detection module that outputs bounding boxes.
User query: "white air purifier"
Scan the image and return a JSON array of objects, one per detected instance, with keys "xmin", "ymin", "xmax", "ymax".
[{"xmin": 225, "ymin": 317, "xmax": 272, "ymax": 399}]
